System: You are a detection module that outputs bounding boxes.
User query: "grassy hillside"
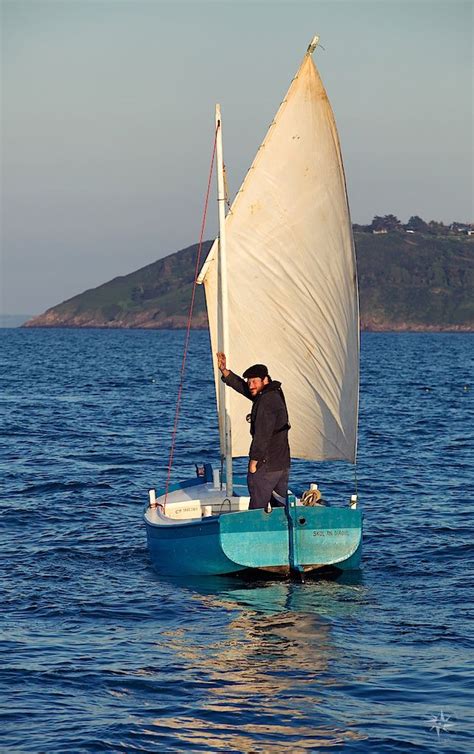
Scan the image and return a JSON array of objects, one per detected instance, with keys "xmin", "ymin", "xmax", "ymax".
[
  {"xmin": 356, "ymin": 232, "xmax": 473, "ymax": 329},
  {"xmin": 25, "ymin": 242, "xmax": 211, "ymax": 329},
  {"xmin": 24, "ymin": 233, "xmax": 473, "ymax": 330}
]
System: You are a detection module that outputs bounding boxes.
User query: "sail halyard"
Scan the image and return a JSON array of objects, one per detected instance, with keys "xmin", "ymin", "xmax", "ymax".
[
  {"xmin": 199, "ymin": 43, "xmax": 359, "ymax": 464},
  {"xmin": 215, "ymin": 105, "xmax": 233, "ymax": 496}
]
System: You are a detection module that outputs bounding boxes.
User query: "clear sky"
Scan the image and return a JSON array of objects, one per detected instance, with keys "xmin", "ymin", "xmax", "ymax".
[{"xmin": 1, "ymin": 0, "xmax": 472, "ymax": 315}]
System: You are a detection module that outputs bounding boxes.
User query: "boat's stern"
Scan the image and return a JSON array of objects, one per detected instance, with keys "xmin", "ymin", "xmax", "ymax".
[{"xmin": 290, "ymin": 505, "xmax": 362, "ymax": 571}]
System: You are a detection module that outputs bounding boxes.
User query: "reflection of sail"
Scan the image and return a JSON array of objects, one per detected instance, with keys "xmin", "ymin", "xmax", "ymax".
[{"xmin": 149, "ymin": 579, "xmax": 366, "ymax": 750}]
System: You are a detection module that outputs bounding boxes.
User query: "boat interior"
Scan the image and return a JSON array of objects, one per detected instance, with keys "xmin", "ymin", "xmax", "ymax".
[
  {"xmin": 143, "ymin": 464, "xmax": 349, "ymax": 527},
  {"xmin": 144, "ymin": 480, "xmax": 253, "ymax": 526}
]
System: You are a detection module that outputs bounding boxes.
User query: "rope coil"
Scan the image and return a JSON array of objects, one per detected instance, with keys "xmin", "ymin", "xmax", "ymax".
[{"xmin": 300, "ymin": 489, "xmax": 322, "ymax": 506}]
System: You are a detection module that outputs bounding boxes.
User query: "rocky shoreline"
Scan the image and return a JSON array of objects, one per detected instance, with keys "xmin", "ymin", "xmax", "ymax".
[{"xmin": 22, "ymin": 313, "xmax": 473, "ymax": 333}]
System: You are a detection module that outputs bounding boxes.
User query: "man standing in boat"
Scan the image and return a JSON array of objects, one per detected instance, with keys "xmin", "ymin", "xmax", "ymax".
[{"xmin": 217, "ymin": 353, "xmax": 290, "ymax": 511}]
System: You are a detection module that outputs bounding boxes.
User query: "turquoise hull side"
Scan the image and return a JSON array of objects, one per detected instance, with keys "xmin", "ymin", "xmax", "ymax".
[
  {"xmin": 219, "ymin": 508, "xmax": 289, "ymax": 568},
  {"xmin": 335, "ymin": 540, "xmax": 362, "ymax": 570},
  {"xmin": 219, "ymin": 506, "xmax": 362, "ymax": 571},
  {"xmin": 290, "ymin": 506, "xmax": 362, "ymax": 568},
  {"xmin": 145, "ymin": 517, "xmax": 243, "ymax": 576}
]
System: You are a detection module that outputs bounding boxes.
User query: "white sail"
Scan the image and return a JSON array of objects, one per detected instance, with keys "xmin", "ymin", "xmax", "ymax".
[{"xmin": 198, "ymin": 51, "xmax": 359, "ymax": 463}]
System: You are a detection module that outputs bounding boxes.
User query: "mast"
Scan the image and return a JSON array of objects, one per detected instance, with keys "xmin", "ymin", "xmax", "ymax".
[{"xmin": 215, "ymin": 104, "xmax": 233, "ymax": 496}]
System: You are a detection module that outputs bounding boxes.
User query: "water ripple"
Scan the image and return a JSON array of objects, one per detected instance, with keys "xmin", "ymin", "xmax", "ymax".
[{"xmin": 1, "ymin": 329, "xmax": 473, "ymax": 753}]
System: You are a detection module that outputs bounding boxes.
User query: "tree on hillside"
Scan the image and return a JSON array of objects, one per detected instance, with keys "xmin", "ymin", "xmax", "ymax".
[
  {"xmin": 371, "ymin": 214, "xmax": 402, "ymax": 232},
  {"xmin": 427, "ymin": 220, "xmax": 449, "ymax": 236},
  {"xmin": 406, "ymin": 215, "xmax": 428, "ymax": 232}
]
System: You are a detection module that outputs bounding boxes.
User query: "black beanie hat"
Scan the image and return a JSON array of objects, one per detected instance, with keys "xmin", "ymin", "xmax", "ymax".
[{"xmin": 243, "ymin": 363, "xmax": 269, "ymax": 380}]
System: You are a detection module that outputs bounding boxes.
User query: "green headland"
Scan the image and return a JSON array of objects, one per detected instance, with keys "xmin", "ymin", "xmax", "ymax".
[{"xmin": 24, "ymin": 217, "xmax": 474, "ymax": 331}]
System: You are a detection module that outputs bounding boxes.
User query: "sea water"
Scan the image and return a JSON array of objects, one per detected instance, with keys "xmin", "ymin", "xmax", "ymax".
[{"xmin": 1, "ymin": 329, "xmax": 473, "ymax": 753}]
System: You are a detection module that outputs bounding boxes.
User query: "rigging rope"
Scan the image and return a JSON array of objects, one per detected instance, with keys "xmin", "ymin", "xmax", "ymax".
[
  {"xmin": 353, "ymin": 463, "xmax": 359, "ymax": 498},
  {"xmin": 163, "ymin": 125, "xmax": 219, "ymax": 506}
]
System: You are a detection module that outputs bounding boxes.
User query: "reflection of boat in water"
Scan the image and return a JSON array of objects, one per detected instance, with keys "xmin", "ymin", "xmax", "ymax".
[
  {"xmin": 149, "ymin": 579, "xmax": 367, "ymax": 751},
  {"xmin": 145, "ymin": 35, "xmax": 362, "ymax": 578},
  {"xmin": 181, "ymin": 571, "xmax": 365, "ymax": 617}
]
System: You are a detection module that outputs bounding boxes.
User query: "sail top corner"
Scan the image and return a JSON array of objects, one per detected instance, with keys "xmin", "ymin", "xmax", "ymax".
[{"xmin": 307, "ymin": 35, "xmax": 320, "ymax": 55}]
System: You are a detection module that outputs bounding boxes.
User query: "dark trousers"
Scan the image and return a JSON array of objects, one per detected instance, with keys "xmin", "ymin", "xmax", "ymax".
[{"xmin": 247, "ymin": 466, "xmax": 289, "ymax": 510}]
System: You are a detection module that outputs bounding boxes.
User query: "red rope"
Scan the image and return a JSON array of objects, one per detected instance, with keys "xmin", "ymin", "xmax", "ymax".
[{"xmin": 164, "ymin": 125, "xmax": 219, "ymax": 505}]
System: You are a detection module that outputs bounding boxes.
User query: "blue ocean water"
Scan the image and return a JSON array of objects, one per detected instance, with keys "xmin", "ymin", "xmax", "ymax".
[{"xmin": 1, "ymin": 328, "xmax": 473, "ymax": 753}]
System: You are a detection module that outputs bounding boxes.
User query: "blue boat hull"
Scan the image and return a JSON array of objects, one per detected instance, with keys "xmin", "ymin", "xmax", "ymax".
[
  {"xmin": 146, "ymin": 516, "xmax": 244, "ymax": 576},
  {"xmin": 144, "ymin": 476, "xmax": 362, "ymax": 577}
]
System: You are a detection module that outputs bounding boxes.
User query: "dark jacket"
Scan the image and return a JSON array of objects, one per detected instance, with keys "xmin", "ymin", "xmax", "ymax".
[{"xmin": 222, "ymin": 371, "xmax": 290, "ymax": 471}]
